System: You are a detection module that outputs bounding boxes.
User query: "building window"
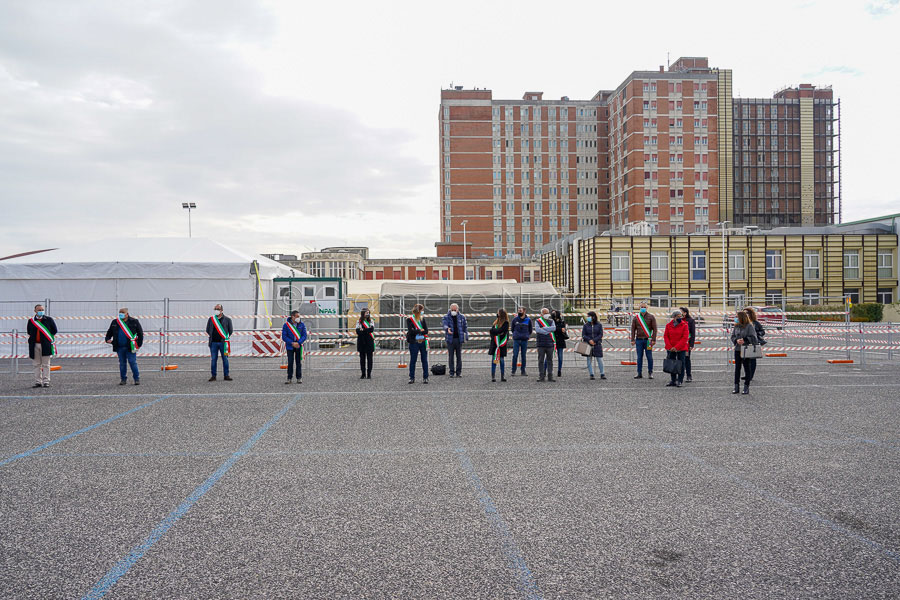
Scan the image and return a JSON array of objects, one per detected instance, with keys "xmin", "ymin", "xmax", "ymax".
[
  {"xmin": 728, "ymin": 290, "xmax": 746, "ymax": 309},
  {"xmin": 803, "ymin": 289, "xmax": 821, "ymax": 305},
  {"xmin": 611, "ymin": 251, "xmax": 630, "ymax": 282},
  {"xmin": 765, "ymin": 290, "xmax": 783, "ymax": 305},
  {"xmin": 728, "ymin": 250, "xmax": 746, "ymax": 280},
  {"xmin": 877, "ymin": 288, "xmax": 894, "ymax": 304},
  {"xmin": 416, "ymin": 270, "xmax": 425, "ymax": 281},
  {"xmin": 691, "ymin": 250, "xmax": 706, "ymax": 281},
  {"xmin": 844, "ymin": 288, "xmax": 860, "ymax": 305},
  {"xmin": 878, "ymin": 250, "xmax": 894, "ymax": 278},
  {"xmin": 803, "ymin": 250, "xmax": 820, "ymax": 280},
  {"xmin": 650, "ymin": 251, "xmax": 668, "ymax": 281},
  {"xmin": 843, "ymin": 250, "xmax": 860, "ymax": 280},
  {"xmin": 689, "ymin": 291, "xmax": 707, "ymax": 307},
  {"xmin": 649, "ymin": 292, "xmax": 670, "ymax": 308},
  {"xmin": 465, "ymin": 269, "xmax": 474, "ymax": 281},
  {"xmin": 766, "ymin": 250, "xmax": 783, "ymax": 280}
]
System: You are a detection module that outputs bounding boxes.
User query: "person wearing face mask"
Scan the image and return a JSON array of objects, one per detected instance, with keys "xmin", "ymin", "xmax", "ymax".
[
  {"xmin": 441, "ymin": 303, "xmax": 468, "ymax": 378},
  {"xmin": 406, "ymin": 303, "xmax": 429, "ymax": 384},
  {"xmin": 663, "ymin": 310, "xmax": 690, "ymax": 387},
  {"xmin": 282, "ymin": 310, "xmax": 307, "ymax": 384},
  {"xmin": 535, "ymin": 307, "xmax": 557, "ymax": 382},
  {"xmin": 27, "ymin": 304, "xmax": 58, "ymax": 388},
  {"xmin": 105, "ymin": 307, "xmax": 144, "ymax": 385},
  {"xmin": 581, "ymin": 311, "xmax": 606, "ymax": 380},
  {"xmin": 356, "ymin": 308, "xmax": 375, "ymax": 380},
  {"xmin": 630, "ymin": 302, "xmax": 658, "ymax": 379},
  {"xmin": 206, "ymin": 304, "xmax": 233, "ymax": 382},
  {"xmin": 731, "ymin": 310, "xmax": 759, "ymax": 395},
  {"xmin": 680, "ymin": 306, "xmax": 696, "ymax": 382},
  {"xmin": 550, "ymin": 309, "xmax": 568, "ymax": 378},
  {"xmin": 510, "ymin": 306, "xmax": 533, "ymax": 376},
  {"xmin": 489, "ymin": 308, "xmax": 509, "ymax": 382}
]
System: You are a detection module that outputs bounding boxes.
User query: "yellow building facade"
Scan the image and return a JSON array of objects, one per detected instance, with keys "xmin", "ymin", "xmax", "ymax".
[{"xmin": 541, "ymin": 232, "xmax": 898, "ymax": 306}]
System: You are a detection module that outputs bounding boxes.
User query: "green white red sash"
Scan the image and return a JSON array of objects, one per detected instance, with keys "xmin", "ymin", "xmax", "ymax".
[
  {"xmin": 211, "ymin": 315, "xmax": 230, "ymax": 356},
  {"xmin": 493, "ymin": 332, "xmax": 508, "ymax": 364},
  {"xmin": 358, "ymin": 318, "xmax": 374, "ymax": 338},
  {"xmin": 286, "ymin": 320, "xmax": 304, "ymax": 360},
  {"xmin": 537, "ymin": 316, "xmax": 557, "ymax": 344},
  {"xmin": 117, "ymin": 317, "xmax": 137, "ymax": 352},
  {"xmin": 636, "ymin": 313, "xmax": 653, "ymax": 340},
  {"xmin": 409, "ymin": 315, "xmax": 428, "ymax": 351},
  {"xmin": 30, "ymin": 318, "xmax": 56, "ymax": 356}
]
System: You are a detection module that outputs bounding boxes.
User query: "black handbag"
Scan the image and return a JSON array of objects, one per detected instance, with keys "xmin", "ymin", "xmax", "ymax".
[
  {"xmin": 662, "ymin": 355, "xmax": 683, "ymax": 374},
  {"xmin": 431, "ymin": 364, "xmax": 446, "ymax": 376}
]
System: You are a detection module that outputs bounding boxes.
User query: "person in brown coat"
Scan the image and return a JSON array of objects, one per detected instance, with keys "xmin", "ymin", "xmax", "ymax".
[{"xmin": 629, "ymin": 302, "xmax": 658, "ymax": 379}]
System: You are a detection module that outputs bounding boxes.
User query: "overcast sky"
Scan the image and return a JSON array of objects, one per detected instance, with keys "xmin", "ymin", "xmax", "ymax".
[{"xmin": 1, "ymin": 0, "xmax": 898, "ymax": 259}]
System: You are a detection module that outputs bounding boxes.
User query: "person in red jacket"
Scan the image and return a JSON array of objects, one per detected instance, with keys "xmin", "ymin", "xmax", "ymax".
[{"xmin": 663, "ymin": 309, "xmax": 690, "ymax": 387}]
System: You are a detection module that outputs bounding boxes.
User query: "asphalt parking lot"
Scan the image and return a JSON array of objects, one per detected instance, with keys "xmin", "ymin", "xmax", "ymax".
[{"xmin": 1, "ymin": 356, "xmax": 899, "ymax": 599}]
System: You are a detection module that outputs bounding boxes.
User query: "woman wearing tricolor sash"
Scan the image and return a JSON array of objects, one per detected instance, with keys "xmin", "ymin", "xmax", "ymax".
[
  {"xmin": 104, "ymin": 308, "xmax": 144, "ymax": 385},
  {"xmin": 489, "ymin": 308, "xmax": 509, "ymax": 382},
  {"xmin": 405, "ymin": 304, "xmax": 429, "ymax": 384},
  {"xmin": 356, "ymin": 308, "xmax": 375, "ymax": 379},
  {"xmin": 27, "ymin": 304, "xmax": 58, "ymax": 388}
]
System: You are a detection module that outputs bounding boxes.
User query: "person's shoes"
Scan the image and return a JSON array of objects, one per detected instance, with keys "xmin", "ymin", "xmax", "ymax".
[
  {"xmin": 686, "ymin": 375, "xmax": 692, "ymax": 382},
  {"xmin": 408, "ymin": 379, "xmax": 415, "ymax": 384},
  {"xmin": 676, "ymin": 382, "xmax": 682, "ymax": 388},
  {"xmin": 423, "ymin": 379, "xmax": 428, "ymax": 384},
  {"xmin": 634, "ymin": 374, "xmax": 643, "ymax": 379},
  {"xmin": 732, "ymin": 384, "xmax": 740, "ymax": 394},
  {"xmin": 590, "ymin": 374, "xmax": 595, "ymax": 380},
  {"xmin": 456, "ymin": 373, "xmax": 461, "ymax": 378},
  {"xmin": 648, "ymin": 373, "xmax": 654, "ymax": 380},
  {"xmin": 742, "ymin": 383, "xmax": 750, "ymax": 395},
  {"xmin": 521, "ymin": 371, "xmax": 527, "ymax": 377},
  {"xmin": 209, "ymin": 376, "xmax": 217, "ymax": 382},
  {"xmin": 548, "ymin": 377, "xmax": 555, "ymax": 382},
  {"xmin": 134, "ymin": 380, "xmax": 140, "ymax": 386},
  {"xmin": 600, "ymin": 374, "xmax": 607, "ymax": 380},
  {"xmin": 367, "ymin": 374, "xmax": 372, "ymax": 379},
  {"xmin": 500, "ymin": 377, "xmax": 507, "ymax": 382},
  {"xmin": 666, "ymin": 381, "xmax": 677, "ymax": 387},
  {"xmin": 32, "ymin": 383, "xmax": 42, "ymax": 388},
  {"xmin": 297, "ymin": 378, "xmax": 302, "ymax": 384},
  {"xmin": 537, "ymin": 377, "xmax": 544, "ymax": 382},
  {"xmin": 360, "ymin": 374, "xmax": 366, "ymax": 379},
  {"xmin": 491, "ymin": 377, "xmax": 496, "ymax": 382},
  {"xmin": 223, "ymin": 376, "xmax": 232, "ymax": 381},
  {"xmin": 448, "ymin": 374, "xmax": 454, "ymax": 378},
  {"xmin": 557, "ymin": 370, "xmax": 562, "ymax": 377},
  {"xmin": 120, "ymin": 380, "xmax": 127, "ymax": 386},
  {"xmin": 42, "ymin": 383, "xmax": 50, "ymax": 388},
  {"xmin": 285, "ymin": 379, "xmax": 293, "ymax": 385},
  {"xmin": 510, "ymin": 371, "xmax": 516, "ymax": 376}
]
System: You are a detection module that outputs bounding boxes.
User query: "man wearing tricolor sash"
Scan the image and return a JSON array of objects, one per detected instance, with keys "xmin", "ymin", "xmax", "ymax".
[
  {"xmin": 26, "ymin": 304, "xmax": 58, "ymax": 388},
  {"xmin": 281, "ymin": 310, "xmax": 307, "ymax": 384},
  {"xmin": 629, "ymin": 302, "xmax": 658, "ymax": 380},
  {"xmin": 534, "ymin": 308, "xmax": 557, "ymax": 382},
  {"xmin": 105, "ymin": 307, "xmax": 144, "ymax": 385},
  {"xmin": 206, "ymin": 304, "xmax": 234, "ymax": 382}
]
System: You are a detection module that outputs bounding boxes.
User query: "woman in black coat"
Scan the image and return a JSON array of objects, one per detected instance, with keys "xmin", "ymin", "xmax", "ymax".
[
  {"xmin": 406, "ymin": 304, "xmax": 429, "ymax": 384},
  {"xmin": 356, "ymin": 308, "xmax": 375, "ymax": 379},
  {"xmin": 581, "ymin": 310, "xmax": 605, "ymax": 380},
  {"xmin": 489, "ymin": 308, "xmax": 510, "ymax": 382},
  {"xmin": 679, "ymin": 306, "xmax": 696, "ymax": 382},
  {"xmin": 551, "ymin": 309, "xmax": 567, "ymax": 378}
]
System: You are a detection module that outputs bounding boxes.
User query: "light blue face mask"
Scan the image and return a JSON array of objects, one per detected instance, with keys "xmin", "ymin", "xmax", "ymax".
[
  {"xmin": 118, "ymin": 313, "xmax": 126, "ymax": 320},
  {"xmin": 734, "ymin": 318, "xmax": 740, "ymax": 324},
  {"xmin": 36, "ymin": 311, "xmax": 44, "ymax": 318},
  {"xmin": 640, "ymin": 307, "xmax": 647, "ymax": 314}
]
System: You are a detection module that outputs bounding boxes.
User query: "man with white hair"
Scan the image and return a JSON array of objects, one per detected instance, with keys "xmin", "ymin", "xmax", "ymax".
[
  {"xmin": 441, "ymin": 303, "xmax": 468, "ymax": 377},
  {"xmin": 534, "ymin": 307, "xmax": 557, "ymax": 382}
]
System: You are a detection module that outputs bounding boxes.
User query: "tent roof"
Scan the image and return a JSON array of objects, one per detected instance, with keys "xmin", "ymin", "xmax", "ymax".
[{"xmin": 0, "ymin": 238, "xmax": 304, "ymax": 280}]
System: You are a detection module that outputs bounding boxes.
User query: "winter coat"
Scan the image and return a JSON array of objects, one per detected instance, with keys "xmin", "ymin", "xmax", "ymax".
[
  {"xmin": 406, "ymin": 315, "xmax": 429, "ymax": 345},
  {"xmin": 534, "ymin": 315, "xmax": 557, "ymax": 348},
  {"xmin": 282, "ymin": 319, "xmax": 308, "ymax": 347},
  {"xmin": 105, "ymin": 317, "xmax": 144, "ymax": 352},
  {"xmin": 356, "ymin": 317, "xmax": 375, "ymax": 353},
  {"xmin": 27, "ymin": 316, "xmax": 58, "ymax": 360},
  {"xmin": 752, "ymin": 320, "xmax": 767, "ymax": 345},
  {"xmin": 511, "ymin": 315, "xmax": 533, "ymax": 341},
  {"xmin": 685, "ymin": 316, "xmax": 697, "ymax": 349},
  {"xmin": 440, "ymin": 311, "xmax": 469, "ymax": 343},
  {"xmin": 488, "ymin": 321, "xmax": 510, "ymax": 359},
  {"xmin": 553, "ymin": 319, "xmax": 568, "ymax": 349},
  {"xmin": 581, "ymin": 321, "xmax": 604, "ymax": 357},
  {"xmin": 730, "ymin": 323, "xmax": 759, "ymax": 349},
  {"xmin": 664, "ymin": 319, "xmax": 690, "ymax": 352},
  {"xmin": 630, "ymin": 312, "xmax": 658, "ymax": 344}
]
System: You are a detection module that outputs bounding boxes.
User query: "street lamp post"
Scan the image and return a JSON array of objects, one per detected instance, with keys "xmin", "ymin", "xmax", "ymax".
[
  {"xmin": 182, "ymin": 202, "xmax": 197, "ymax": 238},
  {"xmin": 716, "ymin": 221, "xmax": 730, "ymax": 311},
  {"xmin": 461, "ymin": 220, "xmax": 468, "ymax": 280}
]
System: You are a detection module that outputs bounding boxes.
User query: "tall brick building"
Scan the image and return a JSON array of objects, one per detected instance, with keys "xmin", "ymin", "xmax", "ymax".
[{"xmin": 439, "ymin": 57, "xmax": 840, "ymax": 255}]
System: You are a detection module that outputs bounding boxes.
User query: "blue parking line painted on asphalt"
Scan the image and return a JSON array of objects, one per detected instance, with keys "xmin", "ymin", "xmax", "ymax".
[
  {"xmin": 0, "ymin": 395, "xmax": 171, "ymax": 468},
  {"xmin": 436, "ymin": 399, "xmax": 543, "ymax": 600},
  {"xmin": 80, "ymin": 395, "xmax": 298, "ymax": 600}
]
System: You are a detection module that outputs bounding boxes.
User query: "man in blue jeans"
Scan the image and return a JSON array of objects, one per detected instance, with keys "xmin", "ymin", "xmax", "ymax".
[
  {"xmin": 206, "ymin": 304, "xmax": 234, "ymax": 381},
  {"xmin": 105, "ymin": 308, "xmax": 144, "ymax": 385},
  {"xmin": 629, "ymin": 302, "xmax": 658, "ymax": 379},
  {"xmin": 510, "ymin": 307, "xmax": 533, "ymax": 376}
]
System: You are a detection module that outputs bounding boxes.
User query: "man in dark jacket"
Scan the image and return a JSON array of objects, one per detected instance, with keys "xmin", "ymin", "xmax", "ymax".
[
  {"xmin": 680, "ymin": 306, "xmax": 696, "ymax": 382},
  {"xmin": 105, "ymin": 307, "xmax": 144, "ymax": 385},
  {"xmin": 27, "ymin": 304, "xmax": 58, "ymax": 388},
  {"xmin": 441, "ymin": 303, "xmax": 468, "ymax": 377},
  {"xmin": 510, "ymin": 307, "xmax": 533, "ymax": 376},
  {"xmin": 206, "ymin": 304, "xmax": 234, "ymax": 382},
  {"xmin": 535, "ymin": 308, "xmax": 557, "ymax": 382},
  {"xmin": 630, "ymin": 302, "xmax": 658, "ymax": 379}
]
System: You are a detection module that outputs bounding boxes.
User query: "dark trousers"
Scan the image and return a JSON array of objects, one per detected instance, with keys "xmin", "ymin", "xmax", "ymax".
[
  {"xmin": 512, "ymin": 340, "xmax": 528, "ymax": 373},
  {"xmin": 210, "ymin": 342, "xmax": 229, "ymax": 377},
  {"xmin": 286, "ymin": 347, "xmax": 302, "ymax": 380},
  {"xmin": 447, "ymin": 338, "xmax": 462, "ymax": 375},
  {"xmin": 684, "ymin": 349, "xmax": 692, "ymax": 377},
  {"xmin": 668, "ymin": 350, "xmax": 686, "ymax": 384},
  {"xmin": 733, "ymin": 350, "xmax": 755, "ymax": 384},
  {"xmin": 537, "ymin": 346, "xmax": 554, "ymax": 379},
  {"xmin": 117, "ymin": 348, "xmax": 139, "ymax": 381},
  {"xmin": 635, "ymin": 338, "xmax": 653, "ymax": 374},
  {"xmin": 556, "ymin": 348, "xmax": 564, "ymax": 373},
  {"xmin": 409, "ymin": 342, "xmax": 428, "ymax": 380},
  {"xmin": 359, "ymin": 350, "xmax": 373, "ymax": 376},
  {"xmin": 491, "ymin": 357, "xmax": 505, "ymax": 378}
]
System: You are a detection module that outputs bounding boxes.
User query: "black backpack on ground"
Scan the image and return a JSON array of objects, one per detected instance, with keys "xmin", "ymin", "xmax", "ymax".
[{"xmin": 431, "ymin": 364, "xmax": 446, "ymax": 376}]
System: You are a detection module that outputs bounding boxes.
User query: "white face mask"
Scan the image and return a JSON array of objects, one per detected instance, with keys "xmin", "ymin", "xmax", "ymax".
[
  {"xmin": 293, "ymin": 317, "xmax": 300, "ymax": 323},
  {"xmin": 215, "ymin": 310, "xmax": 223, "ymax": 316},
  {"xmin": 450, "ymin": 310, "xmax": 457, "ymax": 316}
]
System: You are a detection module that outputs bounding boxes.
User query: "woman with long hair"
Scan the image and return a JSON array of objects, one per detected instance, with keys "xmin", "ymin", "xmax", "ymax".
[
  {"xmin": 489, "ymin": 308, "xmax": 510, "ymax": 382},
  {"xmin": 731, "ymin": 309, "xmax": 759, "ymax": 395},
  {"xmin": 679, "ymin": 306, "xmax": 696, "ymax": 382},
  {"xmin": 581, "ymin": 310, "xmax": 605, "ymax": 380},
  {"xmin": 406, "ymin": 303, "xmax": 429, "ymax": 384},
  {"xmin": 356, "ymin": 308, "xmax": 375, "ymax": 379},
  {"xmin": 550, "ymin": 309, "xmax": 568, "ymax": 378}
]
